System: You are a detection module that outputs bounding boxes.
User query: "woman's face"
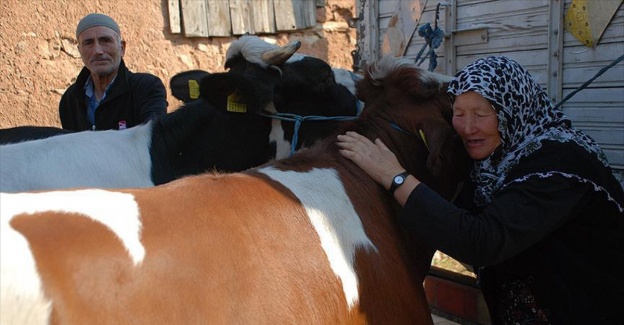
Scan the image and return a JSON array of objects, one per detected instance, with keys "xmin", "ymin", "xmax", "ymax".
[{"xmin": 452, "ymin": 91, "xmax": 502, "ymax": 160}]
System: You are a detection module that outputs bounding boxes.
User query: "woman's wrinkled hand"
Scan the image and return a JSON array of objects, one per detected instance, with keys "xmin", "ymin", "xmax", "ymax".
[{"xmin": 337, "ymin": 131, "xmax": 406, "ymax": 189}]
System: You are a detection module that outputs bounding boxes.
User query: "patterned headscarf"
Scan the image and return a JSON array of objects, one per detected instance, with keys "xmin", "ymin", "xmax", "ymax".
[{"xmin": 447, "ymin": 56, "xmax": 610, "ymax": 207}]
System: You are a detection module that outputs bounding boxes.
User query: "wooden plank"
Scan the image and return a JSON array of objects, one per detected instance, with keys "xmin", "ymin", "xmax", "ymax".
[
  {"xmin": 207, "ymin": 0, "xmax": 232, "ymax": 37},
  {"xmin": 274, "ymin": 0, "xmax": 298, "ymax": 30},
  {"xmin": 403, "ymin": 0, "xmax": 431, "ymax": 56},
  {"xmin": 273, "ymin": 0, "xmax": 316, "ymax": 30},
  {"xmin": 565, "ymin": 104, "xmax": 624, "ymax": 124},
  {"xmin": 562, "ymin": 62, "xmax": 624, "ymax": 88},
  {"xmin": 302, "ymin": 0, "xmax": 317, "ymax": 28},
  {"xmin": 382, "ymin": 0, "xmax": 424, "ymax": 57},
  {"xmin": 168, "ymin": 0, "xmax": 182, "ymax": 34},
  {"xmin": 454, "ymin": 2, "xmax": 550, "ymax": 56},
  {"xmin": 455, "ymin": 50, "xmax": 551, "ymax": 86},
  {"xmin": 252, "ymin": 0, "xmax": 276, "ymax": 34},
  {"xmin": 443, "ymin": 0, "xmax": 457, "ymax": 76},
  {"xmin": 181, "ymin": 0, "xmax": 209, "ymax": 37},
  {"xmin": 379, "ymin": 1, "xmax": 397, "ymax": 15},
  {"xmin": 547, "ymin": 0, "xmax": 564, "ymax": 103},
  {"xmin": 359, "ymin": 0, "xmax": 379, "ymax": 69},
  {"xmin": 452, "ymin": 28, "xmax": 487, "ymax": 46},
  {"xmin": 455, "ymin": 7, "xmax": 548, "ymax": 34},
  {"xmin": 560, "ymin": 89, "xmax": 624, "ymax": 108},
  {"xmin": 457, "ymin": 0, "xmax": 549, "ymax": 17},
  {"xmin": 602, "ymin": 149, "xmax": 624, "ymax": 169},
  {"xmin": 230, "ymin": 0, "xmax": 254, "ymax": 35},
  {"xmin": 571, "ymin": 127, "xmax": 623, "ymax": 151}
]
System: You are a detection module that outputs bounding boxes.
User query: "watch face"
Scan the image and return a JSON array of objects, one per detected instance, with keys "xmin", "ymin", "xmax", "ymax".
[{"xmin": 394, "ymin": 175, "xmax": 405, "ymax": 184}]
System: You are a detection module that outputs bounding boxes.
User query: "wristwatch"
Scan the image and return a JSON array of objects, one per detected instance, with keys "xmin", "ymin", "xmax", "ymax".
[{"xmin": 388, "ymin": 171, "xmax": 410, "ymax": 194}]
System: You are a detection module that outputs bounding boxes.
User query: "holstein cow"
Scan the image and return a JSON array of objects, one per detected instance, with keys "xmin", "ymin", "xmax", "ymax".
[
  {"xmin": 1, "ymin": 55, "xmax": 469, "ymax": 324},
  {"xmin": 0, "ymin": 36, "xmax": 358, "ymax": 192}
]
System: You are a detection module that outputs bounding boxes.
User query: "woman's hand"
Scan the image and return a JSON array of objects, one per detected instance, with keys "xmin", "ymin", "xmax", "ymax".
[{"xmin": 336, "ymin": 131, "xmax": 405, "ymax": 190}]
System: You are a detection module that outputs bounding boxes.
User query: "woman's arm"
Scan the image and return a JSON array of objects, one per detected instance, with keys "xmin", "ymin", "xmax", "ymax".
[
  {"xmin": 337, "ymin": 131, "xmax": 421, "ymax": 205},
  {"xmin": 401, "ymin": 176, "xmax": 589, "ymax": 266},
  {"xmin": 337, "ymin": 131, "xmax": 589, "ymax": 267}
]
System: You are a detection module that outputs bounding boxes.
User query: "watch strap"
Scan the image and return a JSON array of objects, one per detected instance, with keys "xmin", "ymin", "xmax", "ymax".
[{"xmin": 388, "ymin": 171, "xmax": 410, "ymax": 194}]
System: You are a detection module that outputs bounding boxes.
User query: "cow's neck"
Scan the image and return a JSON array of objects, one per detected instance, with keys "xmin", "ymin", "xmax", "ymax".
[{"xmin": 265, "ymin": 138, "xmax": 435, "ymax": 283}]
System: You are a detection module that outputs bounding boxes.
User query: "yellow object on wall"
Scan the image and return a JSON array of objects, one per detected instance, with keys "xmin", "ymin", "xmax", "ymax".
[{"xmin": 565, "ymin": 0, "xmax": 622, "ymax": 47}]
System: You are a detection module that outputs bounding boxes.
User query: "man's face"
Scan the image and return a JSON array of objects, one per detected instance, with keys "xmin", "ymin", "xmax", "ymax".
[{"xmin": 77, "ymin": 26, "xmax": 125, "ymax": 77}]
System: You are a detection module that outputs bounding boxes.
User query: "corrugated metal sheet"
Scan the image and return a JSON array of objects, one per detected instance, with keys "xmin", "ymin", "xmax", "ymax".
[{"xmin": 360, "ymin": 0, "xmax": 623, "ymax": 169}]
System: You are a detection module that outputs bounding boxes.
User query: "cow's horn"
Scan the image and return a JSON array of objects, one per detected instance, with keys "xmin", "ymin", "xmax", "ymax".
[{"xmin": 261, "ymin": 40, "xmax": 302, "ymax": 66}]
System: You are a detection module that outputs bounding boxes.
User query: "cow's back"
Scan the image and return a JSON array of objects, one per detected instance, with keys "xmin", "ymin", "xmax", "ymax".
[
  {"xmin": 2, "ymin": 169, "xmax": 432, "ymax": 324},
  {"xmin": 0, "ymin": 124, "xmax": 154, "ymax": 193},
  {"xmin": 3, "ymin": 175, "xmax": 350, "ymax": 324}
]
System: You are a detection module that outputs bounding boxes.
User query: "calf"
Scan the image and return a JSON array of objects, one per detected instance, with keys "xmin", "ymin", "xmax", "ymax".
[{"xmin": 1, "ymin": 55, "xmax": 469, "ymax": 324}]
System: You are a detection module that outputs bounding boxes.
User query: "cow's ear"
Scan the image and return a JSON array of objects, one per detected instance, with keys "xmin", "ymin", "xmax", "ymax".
[
  {"xmin": 402, "ymin": 70, "xmax": 441, "ymax": 99},
  {"xmin": 170, "ymin": 70, "xmax": 210, "ymax": 103}
]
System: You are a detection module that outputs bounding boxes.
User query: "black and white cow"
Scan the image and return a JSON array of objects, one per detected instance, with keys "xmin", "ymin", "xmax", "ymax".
[{"xmin": 0, "ymin": 36, "xmax": 358, "ymax": 192}]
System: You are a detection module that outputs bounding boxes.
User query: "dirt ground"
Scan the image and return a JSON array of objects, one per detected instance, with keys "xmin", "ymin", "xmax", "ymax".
[
  {"xmin": 0, "ymin": 0, "xmax": 358, "ymax": 128},
  {"xmin": 433, "ymin": 252, "xmax": 475, "ymax": 277}
]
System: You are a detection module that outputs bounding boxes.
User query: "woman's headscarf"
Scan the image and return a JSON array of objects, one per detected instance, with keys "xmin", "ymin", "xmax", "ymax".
[{"xmin": 447, "ymin": 56, "xmax": 615, "ymax": 207}]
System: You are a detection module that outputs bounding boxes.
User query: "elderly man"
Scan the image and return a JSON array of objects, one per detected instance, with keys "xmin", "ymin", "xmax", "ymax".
[{"xmin": 59, "ymin": 13, "xmax": 167, "ymax": 131}]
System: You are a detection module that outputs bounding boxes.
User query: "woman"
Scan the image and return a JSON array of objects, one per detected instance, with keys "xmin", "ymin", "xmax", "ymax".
[{"xmin": 337, "ymin": 56, "xmax": 623, "ymax": 324}]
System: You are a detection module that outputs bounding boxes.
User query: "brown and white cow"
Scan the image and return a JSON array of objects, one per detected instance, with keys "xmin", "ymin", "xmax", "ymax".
[{"xmin": 1, "ymin": 55, "xmax": 468, "ymax": 325}]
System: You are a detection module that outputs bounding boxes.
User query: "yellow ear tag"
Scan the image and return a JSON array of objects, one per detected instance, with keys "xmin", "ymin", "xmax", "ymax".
[
  {"xmin": 188, "ymin": 80, "xmax": 200, "ymax": 99},
  {"xmin": 227, "ymin": 93, "xmax": 247, "ymax": 113},
  {"xmin": 418, "ymin": 129, "xmax": 430, "ymax": 151}
]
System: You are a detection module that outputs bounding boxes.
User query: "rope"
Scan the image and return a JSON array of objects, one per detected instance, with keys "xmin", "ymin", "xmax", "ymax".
[
  {"xmin": 259, "ymin": 112, "xmax": 360, "ymax": 157},
  {"xmin": 259, "ymin": 70, "xmax": 363, "ymax": 157},
  {"xmin": 414, "ymin": 3, "xmax": 445, "ymax": 72},
  {"xmin": 553, "ymin": 53, "xmax": 624, "ymax": 110}
]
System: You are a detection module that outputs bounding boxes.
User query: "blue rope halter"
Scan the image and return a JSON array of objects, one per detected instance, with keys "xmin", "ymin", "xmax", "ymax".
[{"xmin": 259, "ymin": 107, "xmax": 361, "ymax": 157}]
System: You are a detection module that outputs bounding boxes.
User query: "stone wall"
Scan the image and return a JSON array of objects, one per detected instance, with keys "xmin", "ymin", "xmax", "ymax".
[{"xmin": 0, "ymin": 0, "xmax": 357, "ymax": 128}]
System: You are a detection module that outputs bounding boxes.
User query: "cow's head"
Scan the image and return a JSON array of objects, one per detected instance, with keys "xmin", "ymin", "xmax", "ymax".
[
  {"xmin": 272, "ymin": 55, "xmax": 359, "ymax": 152},
  {"xmin": 159, "ymin": 36, "xmax": 359, "ymax": 181},
  {"xmin": 355, "ymin": 55, "xmax": 469, "ymax": 200},
  {"xmin": 342, "ymin": 55, "xmax": 471, "ymax": 278},
  {"xmin": 169, "ymin": 35, "xmax": 359, "ymax": 160}
]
